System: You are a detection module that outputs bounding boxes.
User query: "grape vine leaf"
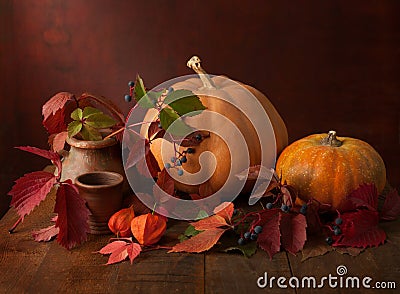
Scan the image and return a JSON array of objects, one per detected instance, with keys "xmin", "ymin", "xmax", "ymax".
[
  {"xmin": 42, "ymin": 92, "xmax": 76, "ymax": 134},
  {"xmin": 42, "ymin": 92, "xmax": 75, "ymax": 121},
  {"xmin": 49, "ymin": 131, "xmax": 68, "ymax": 152},
  {"xmin": 280, "ymin": 213, "xmax": 307, "ymax": 255},
  {"xmin": 257, "ymin": 210, "xmax": 281, "ymax": 259},
  {"xmin": 54, "ymin": 180, "xmax": 90, "ymax": 250},
  {"xmin": 32, "ymin": 224, "xmax": 59, "ymax": 242},
  {"xmin": 16, "ymin": 146, "xmax": 62, "ymax": 177},
  {"xmin": 332, "ymin": 210, "xmax": 386, "ymax": 248},
  {"xmin": 98, "ymin": 239, "xmax": 142, "ymax": 265},
  {"xmin": 341, "ymin": 184, "xmax": 378, "ymax": 212},
  {"xmin": 8, "ymin": 171, "xmax": 57, "ymax": 220},
  {"xmin": 160, "ymin": 108, "xmax": 194, "ymax": 136},
  {"xmin": 169, "ymin": 228, "xmax": 227, "ymax": 253},
  {"xmin": 163, "ymin": 89, "xmax": 206, "ymax": 117},
  {"xmin": 380, "ymin": 188, "xmax": 400, "ymax": 221}
]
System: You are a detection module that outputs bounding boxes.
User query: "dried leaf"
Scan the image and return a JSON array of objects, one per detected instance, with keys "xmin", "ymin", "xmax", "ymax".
[
  {"xmin": 257, "ymin": 211, "xmax": 281, "ymax": 259},
  {"xmin": 9, "ymin": 171, "xmax": 57, "ymax": 220},
  {"xmin": 280, "ymin": 213, "xmax": 307, "ymax": 255},
  {"xmin": 332, "ymin": 210, "xmax": 386, "ymax": 248},
  {"xmin": 169, "ymin": 228, "xmax": 227, "ymax": 253},
  {"xmin": 54, "ymin": 181, "xmax": 90, "ymax": 249},
  {"xmin": 32, "ymin": 225, "xmax": 59, "ymax": 242},
  {"xmin": 301, "ymin": 236, "xmax": 333, "ymax": 261},
  {"xmin": 380, "ymin": 189, "xmax": 400, "ymax": 221},
  {"xmin": 334, "ymin": 246, "xmax": 364, "ymax": 256}
]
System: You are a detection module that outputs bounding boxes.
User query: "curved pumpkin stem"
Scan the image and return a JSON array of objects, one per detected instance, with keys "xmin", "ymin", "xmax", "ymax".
[
  {"xmin": 321, "ymin": 130, "xmax": 343, "ymax": 147},
  {"xmin": 187, "ymin": 56, "xmax": 216, "ymax": 90}
]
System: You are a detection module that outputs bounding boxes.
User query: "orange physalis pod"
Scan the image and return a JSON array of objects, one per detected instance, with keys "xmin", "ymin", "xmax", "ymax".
[
  {"xmin": 130, "ymin": 213, "xmax": 167, "ymax": 245},
  {"xmin": 108, "ymin": 206, "xmax": 135, "ymax": 237}
]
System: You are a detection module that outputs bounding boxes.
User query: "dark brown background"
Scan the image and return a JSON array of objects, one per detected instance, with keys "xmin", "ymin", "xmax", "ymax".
[{"xmin": 1, "ymin": 0, "xmax": 399, "ymax": 218}]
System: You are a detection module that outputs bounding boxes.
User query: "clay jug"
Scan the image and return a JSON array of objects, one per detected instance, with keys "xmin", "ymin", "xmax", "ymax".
[{"xmin": 61, "ymin": 137, "xmax": 129, "ymax": 194}]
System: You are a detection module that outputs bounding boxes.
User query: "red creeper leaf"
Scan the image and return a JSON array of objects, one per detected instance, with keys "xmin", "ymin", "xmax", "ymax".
[
  {"xmin": 42, "ymin": 92, "xmax": 75, "ymax": 121},
  {"xmin": 380, "ymin": 189, "xmax": 400, "ymax": 221},
  {"xmin": 214, "ymin": 202, "xmax": 234, "ymax": 222},
  {"xmin": 54, "ymin": 180, "xmax": 90, "ymax": 250},
  {"xmin": 341, "ymin": 184, "xmax": 378, "ymax": 212},
  {"xmin": 16, "ymin": 146, "xmax": 62, "ymax": 179},
  {"xmin": 32, "ymin": 225, "xmax": 59, "ymax": 242},
  {"xmin": 169, "ymin": 228, "xmax": 227, "ymax": 253},
  {"xmin": 9, "ymin": 171, "xmax": 57, "ymax": 220},
  {"xmin": 125, "ymin": 138, "xmax": 146, "ymax": 170},
  {"xmin": 192, "ymin": 215, "xmax": 228, "ymax": 231},
  {"xmin": 280, "ymin": 213, "xmax": 307, "ymax": 255},
  {"xmin": 333, "ymin": 210, "xmax": 386, "ymax": 248},
  {"xmin": 98, "ymin": 239, "xmax": 142, "ymax": 265},
  {"xmin": 257, "ymin": 211, "xmax": 281, "ymax": 259},
  {"xmin": 156, "ymin": 169, "xmax": 175, "ymax": 195}
]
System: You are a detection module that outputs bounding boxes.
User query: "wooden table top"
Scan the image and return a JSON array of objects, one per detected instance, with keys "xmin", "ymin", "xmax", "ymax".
[{"xmin": 1, "ymin": 190, "xmax": 400, "ymax": 294}]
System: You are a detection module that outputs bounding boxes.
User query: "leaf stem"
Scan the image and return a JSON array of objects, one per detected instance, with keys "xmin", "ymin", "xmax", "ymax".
[
  {"xmin": 9, "ymin": 217, "xmax": 23, "ymax": 234},
  {"xmin": 103, "ymin": 127, "xmax": 125, "ymax": 140}
]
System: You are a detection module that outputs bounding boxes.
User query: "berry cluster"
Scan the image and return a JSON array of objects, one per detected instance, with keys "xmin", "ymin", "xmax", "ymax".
[
  {"xmin": 238, "ymin": 225, "xmax": 263, "ymax": 245},
  {"xmin": 124, "ymin": 81, "xmax": 135, "ymax": 102},
  {"xmin": 164, "ymin": 148, "xmax": 195, "ymax": 176},
  {"xmin": 325, "ymin": 216, "xmax": 343, "ymax": 245}
]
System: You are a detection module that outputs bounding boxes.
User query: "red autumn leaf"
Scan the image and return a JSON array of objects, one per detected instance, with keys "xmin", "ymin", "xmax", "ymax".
[
  {"xmin": 54, "ymin": 180, "xmax": 90, "ymax": 250},
  {"xmin": 9, "ymin": 171, "xmax": 57, "ymax": 220},
  {"xmin": 43, "ymin": 108, "xmax": 68, "ymax": 134},
  {"xmin": 192, "ymin": 215, "xmax": 228, "ymax": 231},
  {"xmin": 198, "ymin": 181, "xmax": 213, "ymax": 198},
  {"xmin": 156, "ymin": 169, "xmax": 175, "ymax": 195},
  {"xmin": 42, "ymin": 92, "xmax": 75, "ymax": 121},
  {"xmin": 125, "ymin": 138, "xmax": 146, "ymax": 170},
  {"xmin": 98, "ymin": 239, "xmax": 142, "ymax": 265},
  {"xmin": 49, "ymin": 131, "xmax": 68, "ymax": 152},
  {"xmin": 178, "ymin": 131, "xmax": 210, "ymax": 147},
  {"xmin": 16, "ymin": 146, "xmax": 62, "ymax": 179},
  {"xmin": 169, "ymin": 228, "xmax": 227, "ymax": 253},
  {"xmin": 305, "ymin": 203, "xmax": 323, "ymax": 235},
  {"xmin": 147, "ymin": 121, "xmax": 165, "ymax": 140},
  {"xmin": 32, "ymin": 225, "xmax": 59, "ymax": 242},
  {"xmin": 280, "ymin": 213, "xmax": 307, "ymax": 255},
  {"xmin": 333, "ymin": 210, "xmax": 386, "ymax": 248},
  {"xmin": 257, "ymin": 210, "xmax": 281, "ymax": 259},
  {"xmin": 380, "ymin": 188, "xmax": 400, "ymax": 221},
  {"xmin": 341, "ymin": 184, "xmax": 378, "ymax": 212},
  {"xmin": 136, "ymin": 144, "xmax": 160, "ymax": 178},
  {"xmin": 214, "ymin": 202, "xmax": 234, "ymax": 222}
]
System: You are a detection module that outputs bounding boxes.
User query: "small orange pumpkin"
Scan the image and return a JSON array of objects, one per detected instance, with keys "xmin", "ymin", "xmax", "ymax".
[
  {"xmin": 276, "ymin": 131, "xmax": 386, "ymax": 210},
  {"xmin": 149, "ymin": 56, "xmax": 288, "ymax": 195}
]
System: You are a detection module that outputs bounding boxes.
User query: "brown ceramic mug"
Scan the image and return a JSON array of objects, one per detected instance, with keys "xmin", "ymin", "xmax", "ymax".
[{"xmin": 75, "ymin": 171, "xmax": 124, "ymax": 235}]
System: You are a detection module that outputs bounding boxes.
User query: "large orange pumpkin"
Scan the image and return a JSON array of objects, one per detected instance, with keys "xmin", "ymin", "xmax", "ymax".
[
  {"xmin": 149, "ymin": 56, "xmax": 288, "ymax": 195},
  {"xmin": 276, "ymin": 131, "xmax": 386, "ymax": 210}
]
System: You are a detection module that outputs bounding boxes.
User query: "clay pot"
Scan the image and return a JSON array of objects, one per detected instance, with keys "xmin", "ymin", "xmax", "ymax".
[
  {"xmin": 61, "ymin": 137, "xmax": 129, "ymax": 194},
  {"xmin": 75, "ymin": 171, "xmax": 124, "ymax": 234}
]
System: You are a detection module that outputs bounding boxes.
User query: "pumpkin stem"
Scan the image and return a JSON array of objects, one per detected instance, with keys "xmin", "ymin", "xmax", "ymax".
[
  {"xmin": 187, "ymin": 56, "xmax": 216, "ymax": 90},
  {"xmin": 321, "ymin": 130, "xmax": 343, "ymax": 147}
]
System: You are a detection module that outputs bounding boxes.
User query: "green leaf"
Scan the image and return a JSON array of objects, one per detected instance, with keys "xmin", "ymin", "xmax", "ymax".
[
  {"xmin": 71, "ymin": 108, "xmax": 83, "ymax": 121},
  {"xmin": 134, "ymin": 74, "xmax": 146, "ymax": 102},
  {"xmin": 178, "ymin": 224, "xmax": 202, "ymax": 242},
  {"xmin": 67, "ymin": 121, "xmax": 82, "ymax": 138},
  {"xmin": 80, "ymin": 125, "xmax": 102, "ymax": 141},
  {"xmin": 195, "ymin": 210, "xmax": 209, "ymax": 220},
  {"xmin": 85, "ymin": 113, "xmax": 116, "ymax": 129},
  {"xmin": 164, "ymin": 89, "xmax": 206, "ymax": 117},
  {"xmin": 160, "ymin": 108, "xmax": 193, "ymax": 136},
  {"xmin": 82, "ymin": 106, "xmax": 101, "ymax": 118},
  {"xmin": 222, "ymin": 241, "xmax": 257, "ymax": 258}
]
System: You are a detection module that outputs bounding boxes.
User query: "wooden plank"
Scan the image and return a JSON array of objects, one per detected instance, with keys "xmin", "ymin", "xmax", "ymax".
[{"xmin": 205, "ymin": 250, "xmax": 295, "ymax": 293}]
